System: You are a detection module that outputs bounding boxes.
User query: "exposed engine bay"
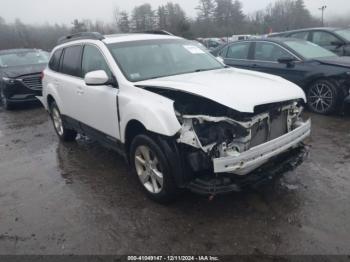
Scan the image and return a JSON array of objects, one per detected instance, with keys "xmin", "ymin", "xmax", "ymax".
[{"xmin": 140, "ymin": 87, "xmax": 308, "ymax": 176}]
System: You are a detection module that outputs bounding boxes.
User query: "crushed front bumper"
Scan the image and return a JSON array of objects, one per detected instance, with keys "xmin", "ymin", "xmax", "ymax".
[
  {"xmin": 213, "ymin": 120, "xmax": 311, "ymax": 175},
  {"xmin": 188, "ymin": 145, "xmax": 309, "ymax": 195}
]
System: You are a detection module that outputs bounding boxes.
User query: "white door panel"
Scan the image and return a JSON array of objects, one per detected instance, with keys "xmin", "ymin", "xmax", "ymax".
[
  {"xmin": 77, "ymin": 83, "xmax": 120, "ymax": 139},
  {"xmin": 57, "ymin": 74, "xmax": 82, "ymax": 120}
]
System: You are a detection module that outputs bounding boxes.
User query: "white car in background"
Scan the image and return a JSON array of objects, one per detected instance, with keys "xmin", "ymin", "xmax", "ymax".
[{"xmin": 41, "ymin": 32, "xmax": 311, "ymax": 203}]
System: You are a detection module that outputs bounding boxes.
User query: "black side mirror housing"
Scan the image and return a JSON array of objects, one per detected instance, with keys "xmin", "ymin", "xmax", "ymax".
[{"xmin": 278, "ymin": 57, "xmax": 296, "ymax": 67}]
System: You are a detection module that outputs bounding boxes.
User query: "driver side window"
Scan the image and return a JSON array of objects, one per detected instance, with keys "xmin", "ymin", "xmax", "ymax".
[
  {"xmin": 312, "ymin": 31, "xmax": 339, "ymax": 47},
  {"xmin": 82, "ymin": 45, "xmax": 112, "ymax": 78},
  {"xmin": 254, "ymin": 42, "xmax": 294, "ymax": 62}
]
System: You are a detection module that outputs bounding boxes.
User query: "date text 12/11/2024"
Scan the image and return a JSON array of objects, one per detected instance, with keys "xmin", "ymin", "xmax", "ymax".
[{"xmin": 127, "ymin": 256, "xmax": 220, "ymax": 261}]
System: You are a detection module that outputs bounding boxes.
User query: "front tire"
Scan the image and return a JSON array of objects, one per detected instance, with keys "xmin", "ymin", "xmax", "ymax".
[
  {"xmin": 307, "ymin": 79, "xmax": 340, "ymax": 115},
  {"xmin": 0, "ymin": 89, "xmax": 13, "ymax": 110},
  {"xmin": 130, "ymin": 134, "xmax": 178, "ymax": 203},
  {"xmin": 50, "ymin": 101, "xmax": 77, "ymax": 142}
]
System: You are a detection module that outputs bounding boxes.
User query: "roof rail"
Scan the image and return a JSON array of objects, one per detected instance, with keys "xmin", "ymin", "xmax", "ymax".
[
  {"xmin": 139, "ymin": 30, "xmax": 174, "ymax": 36},
  {"xmin": 58, "ymin": 32, "xmax": 105, "ymax": 44}
]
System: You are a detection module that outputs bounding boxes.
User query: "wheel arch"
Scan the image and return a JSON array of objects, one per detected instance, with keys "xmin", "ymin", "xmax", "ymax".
[
  {"xmin": 47, "ymin": 94, "xmax": 55, "ymax": 111},
  {"xmin": 304, "ymin": 76, "xmax": 338, "ymax": 91},
  {"xmin": 124, "ymin": 120, "xmax": 147, "ymax": 155},
  {"xmin": 125, "ymin": 119, "xmax": 189, "ymax": 188}
]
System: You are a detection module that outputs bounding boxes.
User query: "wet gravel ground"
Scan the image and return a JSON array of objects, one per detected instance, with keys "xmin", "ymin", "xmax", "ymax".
[{"xmin": 0, "ymin": 104, "xmax": 350, "ymax": 255}]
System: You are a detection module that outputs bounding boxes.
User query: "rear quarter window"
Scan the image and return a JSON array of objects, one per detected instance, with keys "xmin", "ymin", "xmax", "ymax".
[
  {"xmin": 49, "ymin": 49, "xmax": 63, "ymax": 72},
  {"xmin": 61, "ymin": 45, "xmax": 83, "ymax": 77}
]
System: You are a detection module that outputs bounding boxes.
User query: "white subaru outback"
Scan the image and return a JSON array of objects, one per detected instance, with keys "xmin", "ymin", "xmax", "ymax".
[{"xmin": 41, "ymin": 32, "xmax": 311, "ymax": 203}]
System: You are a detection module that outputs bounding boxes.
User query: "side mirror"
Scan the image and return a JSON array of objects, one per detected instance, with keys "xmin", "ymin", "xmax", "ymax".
[
  {"xmin": 84, "ymin": 70, "xmax": 109, "ymax": 86},
  {"xmin": 278, "ymin": 57, "xmax": 296, "ymax": 67}
]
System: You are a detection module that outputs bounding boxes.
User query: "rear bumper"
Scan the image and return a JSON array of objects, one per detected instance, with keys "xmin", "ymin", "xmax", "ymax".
[{"xmin": 213, "ymin": 119, "xmax": 311, "ymax": 175}]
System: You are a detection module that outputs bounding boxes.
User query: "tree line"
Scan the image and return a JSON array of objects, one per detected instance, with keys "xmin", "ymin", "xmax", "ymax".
[{"xmin": 0, "ymin": 0, "xmax": 348, "ymax": 51}]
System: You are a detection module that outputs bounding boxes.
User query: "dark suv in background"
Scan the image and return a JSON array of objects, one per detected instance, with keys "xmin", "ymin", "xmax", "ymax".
[
  {"xmin": 0, "ymin": 49, "xmax": 49, "ymax": 110},
  {"xmin": 270, "ymin": 27, "xmax": 350, "ymax": 56}
]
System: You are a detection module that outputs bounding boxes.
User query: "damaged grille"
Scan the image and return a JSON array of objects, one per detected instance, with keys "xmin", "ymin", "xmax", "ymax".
[
  {"xmin": 22, "ymin": 74, "xmax": 42, "ymax": 90},
  {"xmin": 250, "ymin": 110, "xmax": 288, "ymax": 149}
]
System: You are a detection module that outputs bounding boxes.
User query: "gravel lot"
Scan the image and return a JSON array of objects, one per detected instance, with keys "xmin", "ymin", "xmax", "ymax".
[{"xmin": 0, "ymin": 104, "xmax": 350, "ymax": 255}]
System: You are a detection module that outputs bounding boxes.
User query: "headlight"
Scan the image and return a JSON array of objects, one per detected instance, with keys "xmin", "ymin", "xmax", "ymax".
[{"xmin": 2, "ymin": 77, "xmax": 15, "ymax": 84}]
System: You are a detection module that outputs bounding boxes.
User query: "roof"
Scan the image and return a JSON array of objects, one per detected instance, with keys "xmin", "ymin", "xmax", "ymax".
[
  {"xmin": 211, "ymin": 37, "xmax": 308, "ymax": 56},
  {"xmin": 102, "ymin": 33, "xmax": 181, "ymax": 44},
  {"xmin": 229, "ymin": 37, "xmax": 306, "ymax": 44},
  {"xmin": 260, "ymin": 37, "xmax": 305, "ymax": 43},
  {"xmin": 0, "ymin": 48, "xmax": 39, "ymax": 55},
  {"xmin": 275, "ymin": 27, "xmax": 339, "ymax": 35}
]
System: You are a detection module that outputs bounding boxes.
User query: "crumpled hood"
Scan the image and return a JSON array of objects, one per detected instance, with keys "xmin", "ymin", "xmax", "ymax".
[
  {"xmin": 1, "ymin": 63, "xmax": 46, "ymax": 78},
  {"xmin": 135, "ymin": 68, "xmax": 306, "ymax": 113}
]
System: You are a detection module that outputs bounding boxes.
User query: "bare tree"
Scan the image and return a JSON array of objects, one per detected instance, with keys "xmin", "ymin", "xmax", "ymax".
[{"xmin": 131, "ymin": 4, "xmax": 156, "ymax": 32}]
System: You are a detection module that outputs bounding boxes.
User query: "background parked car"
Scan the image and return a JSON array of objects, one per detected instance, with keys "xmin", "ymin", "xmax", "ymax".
[
  {"xmin": 198, "ymin": 38, "xmax": 226, "ymax": 51},
  {"xmin": 269, "ymin": 27, "xmax": 350, "ymax": 56},
  {"xmin": 211, "ymin": 38, "xmax": 350, "ymax": 114},
  {"xmin": 0, "ymin": 49, "xmax": 49, "ymax": 110},
  {"xmin": 230, "ymin": 34, "xmax": 252, "ymax": 41}
]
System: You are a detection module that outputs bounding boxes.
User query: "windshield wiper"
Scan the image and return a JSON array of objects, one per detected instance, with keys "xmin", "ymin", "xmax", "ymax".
[{"xmin": 194, "ymin": 67, "xmax": 223, "ymax": 73}]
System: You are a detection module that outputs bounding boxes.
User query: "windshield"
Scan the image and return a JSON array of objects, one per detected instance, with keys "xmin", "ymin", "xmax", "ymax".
[
  {"xmin": 335, "ymin": 28, "xmax": 350, "ymax": 42},
  {"xmin": 108, "ymin": 39, "xmax": 224, "ymax": 82},
  {"xmin": 0, "ymin": 50, "xmax": 49, "ymax": 68},
  {"xmin": 284, "ymin": 40, "xmax": 337, "ymax": 59}
]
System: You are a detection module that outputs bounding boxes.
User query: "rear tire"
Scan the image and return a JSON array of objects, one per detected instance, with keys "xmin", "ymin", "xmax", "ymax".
[
  {"xmin": 130, "ymin": 134, "xmax": 179, "ymax": 204},
  {"xmin": 50, "ymin": 101, "xmax": 77, "ymax": 142},
  {"xmin": 307, "ymin": 79, "xmax": 340, "ymax": 115}
]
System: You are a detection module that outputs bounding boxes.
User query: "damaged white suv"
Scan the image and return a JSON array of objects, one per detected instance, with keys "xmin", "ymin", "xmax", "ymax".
[{"xmin": 41, "ymin": 32, "xmax": 311, "ymax": 202}]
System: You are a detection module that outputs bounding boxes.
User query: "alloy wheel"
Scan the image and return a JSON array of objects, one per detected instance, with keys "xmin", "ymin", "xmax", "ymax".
[
  {"xmin": 308, "ymin": 82, "xmax": 334, "ymax": 113},
  {"xmin": 134, "ymin": 145, "xmax": 164, "ymax": 194},
  {"xmin": 52, "ymin": 107, "xmax": 64, "ymax": 136}
]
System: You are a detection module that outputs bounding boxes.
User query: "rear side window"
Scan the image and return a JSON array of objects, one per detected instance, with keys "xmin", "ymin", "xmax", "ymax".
[
  {"xmin": 49, "ymin": 49, "xmax": 63, "ymax": 72},
  {"xmin": 61, "ymin": 45, "xmax": 83, "ymax": 77},
  {"xmin": 290, "ymin": 31, "xmax": 309, "ymax": 40},
  {"xmin": 226, "ymin": 42, "xmax": 250, "ymax": 59}
]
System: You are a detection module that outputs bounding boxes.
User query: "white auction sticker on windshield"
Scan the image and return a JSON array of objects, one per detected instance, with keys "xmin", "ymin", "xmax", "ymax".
[{"xmin": 183, "ymin": 45, "xmax": 205, "ymax": 54}]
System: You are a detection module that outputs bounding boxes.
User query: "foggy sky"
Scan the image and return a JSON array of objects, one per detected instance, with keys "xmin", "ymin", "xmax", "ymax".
[{"xmin": 0, "ymin": 0, "xmax": 346, "ymax": 24}]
